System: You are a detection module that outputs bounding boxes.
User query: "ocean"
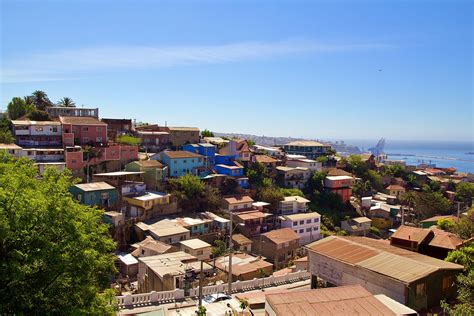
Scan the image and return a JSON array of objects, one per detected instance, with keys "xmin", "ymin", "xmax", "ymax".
[{"xmin": 346, "ymin": 139, "xmax": 474, "ymax": 174}]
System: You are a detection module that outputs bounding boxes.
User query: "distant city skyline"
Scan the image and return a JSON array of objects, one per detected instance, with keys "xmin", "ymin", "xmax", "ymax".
[{"xmin": 1, "ymin": 0, "xmax": 472, "ymax": 141}]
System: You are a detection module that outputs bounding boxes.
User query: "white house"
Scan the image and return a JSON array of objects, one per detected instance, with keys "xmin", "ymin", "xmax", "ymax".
[
  {"xmin": 278, "ymin": 196, "xmax": 310, "ymax": 215},
  {"xmin": 279, "ymin": 212, "xmax": 321, "ymax": 245},
  {"xmin": 286, "ymin": 158, "xmax": 322, "ymax": 172}
]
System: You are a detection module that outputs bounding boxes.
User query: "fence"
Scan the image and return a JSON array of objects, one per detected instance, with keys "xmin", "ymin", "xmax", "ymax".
[
  {"xmin": 188, "ymin": 270, "xmax": 310, "ymax": 297},
  {"xmin": 116, "ymin": 270, "xmax": 310, "ymax": 308},
  {"xmin": 117, "ymin": 289, "xmax": 184, "ymax": 307}
]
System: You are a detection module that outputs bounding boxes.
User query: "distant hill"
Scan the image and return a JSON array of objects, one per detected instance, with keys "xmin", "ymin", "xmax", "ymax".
[
  {"xmin": 214, "ymin": 132, "xmax": 309, "ymax": 146},
  {"xmin": 214, "ymin": 132, "xmax": 362, "ymax": 155}
]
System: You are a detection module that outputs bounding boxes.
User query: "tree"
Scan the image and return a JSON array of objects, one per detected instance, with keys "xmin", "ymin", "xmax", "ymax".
[
  {"xmin": 57, "ymin": 97, "xmax": 76, "ymax": 107},
  {"xmin": 258, "ymin": 268, "xmax": 268, "ymax": 291},
  {"xmin": 27, "ymin": 109, "xmax": 51, "ymax": 121},
  {"xmin": 304, "ymin": 171, "xmax": 327, "ymax": 196},
  {"xmin": 257, "ymin": 186, "xmax": 284, "ymax": 213},
  {"xmin": 195, "ymin": 304, "xmax": 207, "ymax": 316},
  {"xmin": 0, "ymin": 152, "xmax": 117, "ymax": 314},
  {"xmin": 414, "ymin": 191, "xmax": 451, "ymax": 219},
  {"xmin": 246, "ymin": 139, "xmax": 256, "ymax": 146},
  {"xmin": 221, "ymin": 177, "xmax": 240, "ymax": 195},
  {"xmin": 280, "ymin": 188, "xmax": 304, "ymax": 197},
  {"xmin": 0, "ymin": 130, "xmax": 15, "ymax": 144},
  {"xmin": 246, "ymin": 162, "xmax": 267, "ymax": 188},
  {"xmin": 345, "ymin": 155, "xmax": 368, "ymax": 177},
  {"xmin": 211, "ymin": 239, "xmax": 227, "ymax": 269},
  {"xmin": 239, "ymin": 298, "xmax": 249, "ymax": 314},
  {"xmin": 169, "ymin": 174, "xmax": 222, "ymax": 212},
  {"xmin": 456, "ymin": 182, "xmax": 474, "ymax": 206},
  {"xmin": 442, "ymin": 245, "xmax": 474, "ymax": 315},
  {"xmin": 201, "ymin": 129, "xmax": 214, "ymax": 137},
  {"xmin": 438, "ymin": 218, "xmax": 456, "ymax": 231},
  {"xmin": 7, "ymin": 97, "xmax": 34, "ymax": 120},
  {"xmin": 31, "ymin": 90, "xmax": 53, "ymax": 110},
  {"xmin": 116, "ymin": 135, "xmax": 141, "ymax": 146},
  {"xmin": 367, "ymin": 170, "xmax": 383, "ymax": 192}
]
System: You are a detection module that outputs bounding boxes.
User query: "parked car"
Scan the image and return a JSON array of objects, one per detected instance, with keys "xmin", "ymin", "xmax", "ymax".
[{"xmin": 202, "ymin": 293, "xmax": 232, "ymax": 305}]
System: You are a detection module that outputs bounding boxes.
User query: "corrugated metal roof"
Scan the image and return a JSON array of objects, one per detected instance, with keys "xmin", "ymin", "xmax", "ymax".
[
  {"xmin": 306, "ymin": 236, "xmax": 463, "ymax": 284},
  {"xmin": 357, "ymin": 252, "xmax": 438, "ymax": 283},
  {"xmin": 266, "ymin": 285, "xmax": 396, "ymax": 316}
]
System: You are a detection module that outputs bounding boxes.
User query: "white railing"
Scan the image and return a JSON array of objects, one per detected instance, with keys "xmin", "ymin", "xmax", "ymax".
[
  {"xmin": 116, "ymin": 271, "xmax": 310, "ymax": 308},
  {"xmin": 188, "ymin": 270, "xmax": 310, "ymax": 297},
  {"xmin": 117, "ymin": 289, "xmax": 184, "ymax": 307}
]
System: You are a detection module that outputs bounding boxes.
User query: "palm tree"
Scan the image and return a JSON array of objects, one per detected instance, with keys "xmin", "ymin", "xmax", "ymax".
[
  {"xmin": 57, "ymin": 97, "xmax": 76, "ymax": 107},
  {"xmin": 31, "ymin": 90, "xmax": 53, "ymax": 110}
]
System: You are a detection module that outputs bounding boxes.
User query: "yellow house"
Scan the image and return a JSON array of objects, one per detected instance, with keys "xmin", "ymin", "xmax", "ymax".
[{"xmin": 123, "ymin": 191, "xmax": 171, "ymax": 211}]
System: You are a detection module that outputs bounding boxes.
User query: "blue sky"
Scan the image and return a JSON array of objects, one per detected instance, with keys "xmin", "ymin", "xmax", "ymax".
[{"xmin": 1, "ymin": 0, "xmax": 472, "ymax": 141}]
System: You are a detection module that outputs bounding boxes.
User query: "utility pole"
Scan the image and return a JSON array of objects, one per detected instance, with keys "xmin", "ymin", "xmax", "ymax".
[
  {"xmin": 401, "ymin": 206, "xmax": 405, "ymax": 226},
  {"xmin": 198, "ymin": 260, "xmax": 203, "ymax": 307},
  {"xmin": 228, "ymin": 210, "xmax": 233, "ymax": 295},
  {"xmin": 456, "ymin": 202, "xmax": 462, "ymax": 218}
]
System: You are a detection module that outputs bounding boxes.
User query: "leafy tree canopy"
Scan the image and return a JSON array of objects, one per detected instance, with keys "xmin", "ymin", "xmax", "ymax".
[
  {"xmin": 7, "ymin": 97, "xmax": 34, "ymax": 120},
  {"xmin": 27, "ymin": 109, "xmax": 51, "ymax": 121},
  {"xmin": 0, "ymin": 152, "xmax": 117, "ymax": 314},
  {"xmin": 456, "ymin": 182, "xmax": 474, "ymax": 206},
  {"xmin": 201, "ymin": 129, "xmax": 214, "ymax": 137}
]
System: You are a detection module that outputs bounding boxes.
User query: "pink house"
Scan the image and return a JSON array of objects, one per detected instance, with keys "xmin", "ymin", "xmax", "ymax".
[
  {"xmin": 60, "ymin": 116, "xmax": 108, "ymax": 147},
  {"xmin": 324, "ymin": 175, "xmax": 354, "ymax": 203},
  {"xmin": 65, "ymin": 145, "xmax": 138, "ymax": 170}
]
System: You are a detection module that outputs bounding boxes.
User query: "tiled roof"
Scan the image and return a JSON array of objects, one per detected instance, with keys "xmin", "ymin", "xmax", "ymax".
[
  {"xmin": 131, "ymin": 237, "xmax": 173, "ymax": 256},
  {"xmin": 420, "ymin": 215, "xmax": 458, "ymax": 223},
  {"xmin": 262, "ymin": 228, "xmax": 300, "ymax": 244},
  {"xmin": 232, "ymin": 234, "xmax": 252, "ymax": 245},
  {"xmin": 390, "ymin": 225, "xmax": 432, "ymax": 243},
  {"xmin": 11, "ymin": 120, "xmax": 61, "ymax": 126},
  {"xmin": 326, "ymin": 168, "xmax": 353, "ymax": 177},
  {"xmin": 266, "ymin": 285, "xmax": 397, "ymax": 316},
  {"xmin": 224, "ymin": 196, "xmax": 254, "ymax": 205},
  {"xmin": 385, "ymin": 184, "xmax": 405, "ymax": 190},
  {"xmin": 180, "ymin": 238, "xmax": 211, "ymax": 250},
  {"xmin": 163, "ymin": 151, "xmax": 204, "ymax": 159},
  {"xmin": 134, "ymin": 160, "xmax": 164, "ymax": 168},
  {"xmin": 59, "ymin": 116, "xmax": 107, "ymax": 126},
  {"xmin": 254, "ymin": 155, "xmax": 278, "ymax": 163}
]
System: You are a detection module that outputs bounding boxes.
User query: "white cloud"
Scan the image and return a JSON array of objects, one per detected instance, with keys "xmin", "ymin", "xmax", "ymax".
[{"xmin": 1, "ymin": 39, "xmax": 393, "ymax": 83}]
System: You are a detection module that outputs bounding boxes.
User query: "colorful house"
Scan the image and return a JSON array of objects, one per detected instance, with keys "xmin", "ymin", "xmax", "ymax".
[
  {"xmin": 283, "ymin": 141, "xmax": 331, "ymax": 159},
  {"xmin": 153, "ymin": 150, "xmax": 204, "ymax": 177},
  {"xmin": 167, "ymin": 127, "xmax": 200, "ymax": 147},
  {"xmin": 324, "ymin": 175, "xmax": 354, "ymax": 203},
  {"xmin": 182, "ymin": 143, "xmax": 216, "ymax": 167},
  {"xmin": 11, "ymin": 120, "xmax": 62, "ymax": 147},
  {"xmin": 125, "ymin": 160, "xmax": 168, "ymax": 190},
  {"xmin": 70, "ymin": 181, "xmax": 119, "ymax": 208},
  {"xmin": 60, "ymin": 116, "xmax": 108, "ymax": 146}
]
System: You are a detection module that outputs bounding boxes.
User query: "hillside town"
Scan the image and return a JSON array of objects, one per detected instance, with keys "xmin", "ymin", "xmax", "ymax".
[{"xmin": 1, "ymin": 92, "xmax": 473, "ymax": 316}]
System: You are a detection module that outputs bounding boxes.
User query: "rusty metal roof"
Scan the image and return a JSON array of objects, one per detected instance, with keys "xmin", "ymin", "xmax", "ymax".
[
  {"xmin": 306, "ymin": 236, "xmax": 463, "ymax": 284},
  {"xmin": 266, "ymin": 285, "xmax": 396, "ymax": 316}
]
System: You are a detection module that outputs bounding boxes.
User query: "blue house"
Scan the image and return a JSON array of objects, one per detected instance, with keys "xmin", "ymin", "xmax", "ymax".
[
  {"xmin": 213, "ymin": 162, "xmax": 249, "ymax": 188},
  {"xmin": 183, "ymin": 143, "xmax": 216, "ymax": 167},
  {"xmin": 70, "ymin": 182, "xmax": 119, "ymax": 208},
  {"xmin": 153, "ymin": 150, "xmax": 205, "ymax": 177},
  {"xmin": 215, "ymin": 154, "xmax": 237, "ymax": 166}
]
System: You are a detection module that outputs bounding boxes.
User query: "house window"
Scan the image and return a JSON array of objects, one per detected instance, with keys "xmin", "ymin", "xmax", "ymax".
[
  {"xmin": 315, "ymin": 218, "xmax": 320, "ymax": 223},
  {"xmin": 83, "ymin": 127, "xmax": 88, "ymax": 131},
  {"xmin": 415, "ymin": 283, "xmax": 426, "ymax": 297},
  {"xmin": 306, "ymin": 228, "xmax": 311, "ymax": 232},
  {"xmin": 35, "ymin": 127, "xmax": 43, "ymax": 132},
  {"xmin": 83, "ymin": 137, "xmax": 89, "ymax": 143},
  {"xmin": 72, "ymin": 159, "xmax": 77, "ymax": 164},
  {"xmin": 183, "ymin": 160, "xmax": 187, "ymax": 163},
  {"xmin": 96, "ymin": 137, "xmax": 102, "ymax": 142},
  {"xmin": 299, "ymin": 229, "xmax": 304, "ymax": 234},
  {"xmin": 314, "ymin": 226, "xmax": 318, "ymax": 231},
  {"xmin": 52, "ymin": 127, "xmax": 58, "ymax": 132},
  {"xmin": 141, "ymin": 249, "xmax": 145, "ymax": 255},
  {"xmin": 293, "ymin": 221, "xmax": 298, "ymax": 226},
  {"xmin": 174, "ymin": 160, "xmax": 177, "ymax": 164},
  {"xmin": 197, "ymin": 250, "xmax": 203, "ymax": 255},
  {"xmin": 299, "ymin": 220, "xmax": 304, "ymax": 225},
  {"xmin": 443, "ymin": 276, "xmax": 453, "ymax": 291},
  {"xmin": 306, "ymin": 219, "xmax": 312, "ymax": 224},
  {"xmin": 191, "ymin": 159, "xmax": 194, "ymax": 163}
]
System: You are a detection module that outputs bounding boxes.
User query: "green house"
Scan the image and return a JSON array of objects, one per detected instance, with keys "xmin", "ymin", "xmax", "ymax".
[
  {"xmin": 70, "ymin": 182, "xmax": 119, "ymax": 208},
  {"xmin": 125, "ymin": 160, "xmax": 167, "ymax": 190}
]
